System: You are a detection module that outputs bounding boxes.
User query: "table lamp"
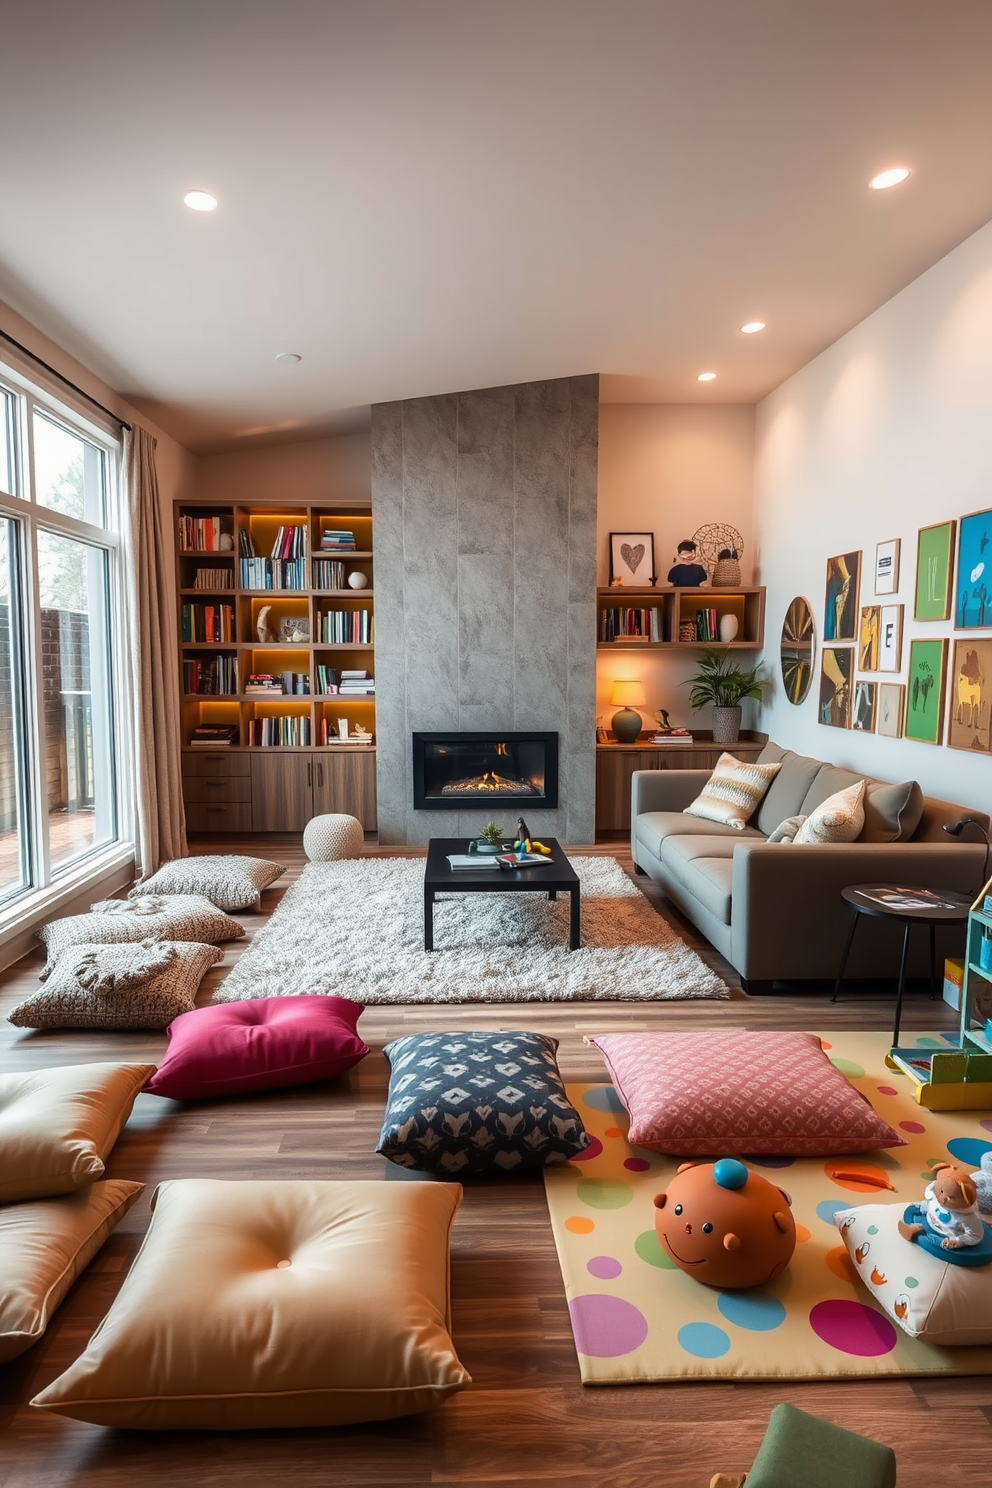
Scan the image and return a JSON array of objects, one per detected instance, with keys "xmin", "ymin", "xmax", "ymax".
[{"xmin": 610, "ymin": 680, "xmax": 646, "ymax": 743}]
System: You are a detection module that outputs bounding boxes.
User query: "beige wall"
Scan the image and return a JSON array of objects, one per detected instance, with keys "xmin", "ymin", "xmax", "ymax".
[
  {"xmin": 596, "ymin": 402, "xmax": 756, "ymax": 731},
  {"xmin": 192, "ymin": 433, "xmax": 371, "ymax": 506}
]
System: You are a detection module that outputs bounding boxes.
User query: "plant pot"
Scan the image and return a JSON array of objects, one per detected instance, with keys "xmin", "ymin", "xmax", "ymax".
[{"xmin": 711, "ymin": 705, "xmax": 742, "ymax": 744}]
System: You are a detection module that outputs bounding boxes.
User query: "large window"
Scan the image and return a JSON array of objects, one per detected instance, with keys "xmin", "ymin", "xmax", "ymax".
[{"xmin": 0, "ymin": 360, "xmax": 125, "ymax": 912}]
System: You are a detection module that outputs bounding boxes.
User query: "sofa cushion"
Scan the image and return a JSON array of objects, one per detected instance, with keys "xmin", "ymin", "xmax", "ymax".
[
  {"xmin": 31, "ymin": 1178, "xmax": 470, "ymax": 1429},
  {"xmin": 590, "ymin": 1031, "xmax": 907, "ymax": 1156},
  {"xmin": 0, "ymin": 1063, "xmax": 155, "ymax": 1203},
  {"xmin": 767, "ymin": 814, "xmax": 805, "ymax": 843},
  {"xmin": 660, "ymin": 835, "xmax": 740, "ymax": 874},
  {"xmin": 677, "ymin": 856, "xmax": 734, "ymax": 924},
  {"xmin": 684, "ymin": 753, "xmax": 781, "ymax": 831},
  {"xmin": 799, "ymin": 764, "xmax": 865, "ymax": 817},
  {"xmin": 0, "ymin": 1180, "xmax": 143, "ymax": 1363},
  {"xmin": 635, "ymin": 810, "xmax": 762, "ymax": 861},
  {"xmin": 862, "ymin": 780, "xmax": 925, "ymax": 843},
  {"xmin": 754, "ymin": 747, "xmax": 825, "ymax": 836},
  {"xmin": 793, "ymin": 780, "xmax": 866, "ymax": 844}
]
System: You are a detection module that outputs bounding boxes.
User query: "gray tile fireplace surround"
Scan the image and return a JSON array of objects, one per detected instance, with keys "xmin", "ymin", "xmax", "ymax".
[{"xmin": 371, "ymin": 373, "xmax": 598, "ymax": 845}]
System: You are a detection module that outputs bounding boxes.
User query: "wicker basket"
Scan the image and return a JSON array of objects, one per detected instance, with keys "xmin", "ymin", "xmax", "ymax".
[{"xmin": 712, "ymin": 557, "xmax": 742, "ymax": 587}]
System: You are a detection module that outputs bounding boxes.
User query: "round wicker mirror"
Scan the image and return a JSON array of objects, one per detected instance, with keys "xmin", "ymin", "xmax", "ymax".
[{"xmin": 781, "ymin": 597, "xmax": 815, "ymax": 705}]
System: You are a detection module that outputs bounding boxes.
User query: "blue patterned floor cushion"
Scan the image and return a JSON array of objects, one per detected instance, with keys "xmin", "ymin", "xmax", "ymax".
[{"xmin": 377, "ymin": 1031, "xmax": 590, "ymax": 1175}]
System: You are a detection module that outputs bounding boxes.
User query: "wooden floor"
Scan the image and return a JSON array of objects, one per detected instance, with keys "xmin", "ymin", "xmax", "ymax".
[{"xmin": 0, "ymin": 837, "xmax": 986, "ymax": 1487}]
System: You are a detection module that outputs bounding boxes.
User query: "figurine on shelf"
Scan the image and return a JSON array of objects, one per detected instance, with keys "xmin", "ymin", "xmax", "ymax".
[
  {"xmin": 256, "ymin": 604, "xmax": 275, "ymax": 642},
  {"xmin": 353, "ymin": 723, "xmax": 372, "ymax": 741},
  {"xmin": 667, "ymin": 540, "xmax": 709, "ymax": 588},
  {"xmin": 655, "ymin": 709, "xmax": 674, "ymax": 734},
  {"xmin": 898, "ymin": 1163, "xmax": 991, "ymax": 1263}
]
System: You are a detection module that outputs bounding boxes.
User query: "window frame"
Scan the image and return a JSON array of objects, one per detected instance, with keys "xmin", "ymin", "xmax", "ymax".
[{"xmin": 0, "ymin": 360, "xmax": 132, "ymax": 920}]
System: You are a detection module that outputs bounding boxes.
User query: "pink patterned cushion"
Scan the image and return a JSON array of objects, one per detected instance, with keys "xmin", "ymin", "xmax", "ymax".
[
  {"xmin": 145, "ymin": 996, "xmax": 368, "ymax": 1101},
  {"xmin": 591, "ymin": 1031, "xmax": 906, "ymax": 1156}
]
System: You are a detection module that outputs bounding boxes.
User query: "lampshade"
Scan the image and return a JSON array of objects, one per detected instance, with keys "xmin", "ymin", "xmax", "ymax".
[{"xmin": 610, "ymin": 680, "xmax": 646, "ymax": 707}]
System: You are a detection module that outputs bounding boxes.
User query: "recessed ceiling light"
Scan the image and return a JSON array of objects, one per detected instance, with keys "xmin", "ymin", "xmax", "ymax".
[
  {"xmin": 740, "ymin": 321, "xmax": 766, "ymax": 335},
  {"xmin": 183, "ymin": 190, "xmax": 218, "ymax": 212},
  {"xmin": 274, "ymin": 352, "xmax": 302, "ymax": 365},
  {"xmin": 697, "ymin": 371, "xmax": 717, "ymax": 382},
  {"xmin": 869, "ymin": 167, "xmax": 911, "ymax": 191}
]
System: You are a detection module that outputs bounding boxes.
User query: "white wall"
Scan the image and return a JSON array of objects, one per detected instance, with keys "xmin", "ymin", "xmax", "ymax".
[
  {"xmin": 596, "ymin": 403, "xmax": 755, "ymax": 731},
  {"xmin": 755, "ymin": 217, "xmax": 992, "ymax": 810}
]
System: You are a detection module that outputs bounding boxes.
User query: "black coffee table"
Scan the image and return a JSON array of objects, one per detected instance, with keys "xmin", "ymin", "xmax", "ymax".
[
  {"xmin": 831, "ymin": 882, "xmax": 971, "ymax": 1045},
  {"xmin": 424, "ymin": 838, "xmax": 581, "ymax": 952}
]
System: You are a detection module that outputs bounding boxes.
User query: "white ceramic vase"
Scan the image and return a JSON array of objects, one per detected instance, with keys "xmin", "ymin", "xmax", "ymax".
[
  {"xmin": 719, "ymin": 613, "xmax": 739, "ymax": 643},
  {"xmin": 348, "ymin": 571, "xmax": 368, "ymax": 590}
]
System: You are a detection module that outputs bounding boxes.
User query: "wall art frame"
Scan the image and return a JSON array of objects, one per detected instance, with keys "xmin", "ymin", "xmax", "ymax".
[
  {"xmin": 823, "ymin": 551, "xmax": 861, "ymax": 642},
  {"xmin": 874, "ymin": 538, "xmax": 900, "ymax": 596},
  {"xmin": 876, "ymin": 682, "xmax": 905, "ymax": 739},
  {"xmin": 914, "ymin": 521, "xmax": 955, "ymax": 622},
  {"xmin": 852, "ymin": 680, "xmax": 877, "ymax": 732},
  {"xmin": 905, "ymin": 637, "xmax": 948, "ymax": 745},
  {"xmin": 878, "ymin": 603, "xmax": 903, "ymax": 673},
  {"xmin": 609, "ymin": 531, "xmax": 656, "ymax": 586},
  {"xmin": 955, "ymin": 508, "xmax": 992, "ymax": 629},
  {"xmin": 818, "ymin": 645, "xmax": 853, "ymax": 729},
  {"xmin": 858, "ymin": 606, "xmax": 880, "ymax": 671},
  {"xmin": 947, "ymin": 637, "xmax": 992, "ymax": 754}
]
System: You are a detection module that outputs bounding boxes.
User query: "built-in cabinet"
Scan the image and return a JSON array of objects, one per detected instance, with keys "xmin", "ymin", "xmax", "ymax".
[
  {"xmin": 175, "ymin": 498, "xmax": 377, "ymax": 834},
  {"xmin": 595, "ymin": 731, "xmax": 768, "ymax": 834}
]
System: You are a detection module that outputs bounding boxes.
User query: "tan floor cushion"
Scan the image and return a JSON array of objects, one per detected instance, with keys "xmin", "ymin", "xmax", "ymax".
[
  {"xmin": 0, "ymin": 1180, "xmax": 143, "ymax": 1363},
  {"xmin": 0, "ymin": 1063, "xmax": 154, "ymax": 1203},
  {"xmin": 32, "ymin": 1178, "xmax": 470, "ymax": 1429}
]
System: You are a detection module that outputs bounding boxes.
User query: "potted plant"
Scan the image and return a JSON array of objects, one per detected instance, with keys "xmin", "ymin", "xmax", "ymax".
[
  {"xmin": 475, "ymin": 821, "xmax": 506, "ymax": 854},
  {"xmin": 685, "ymin": 648, "xmax": 768, "ymax": 744}
]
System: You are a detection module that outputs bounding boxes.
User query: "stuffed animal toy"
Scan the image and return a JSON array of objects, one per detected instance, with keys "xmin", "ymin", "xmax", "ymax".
[
  {"xmin": 899, "ymin": 1162, "xmax": 984, "ymax": 1250},
  {"xmin": 653, "ymin": 1157, "xmax": 796, "ymax": 1290},
  {"xmin": 972, "ymin": 1151, "xmax": 992, "ymax": 1214}
]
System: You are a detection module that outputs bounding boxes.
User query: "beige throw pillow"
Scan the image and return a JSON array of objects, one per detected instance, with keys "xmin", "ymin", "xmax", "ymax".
[
  {"xmin": 32, "ymin": 1178, "xmax": 471, "ymax": 1429},
  {"xmin": 8, "ymin": 941, "xmax": 223, "ymax": 1031},
  {"xmin": 767, "ymin": 814, "xmax": 805, "ymax": 844},
  {"xmin": 684, "ymin": 753, "xmax": 781, "ymax": 831},
  {"xmin": 793, "ymin": 779, "xmax": 866, "ymax": 844},
  {"xmin": 38, "ymin": 895, "xmax": 245, "ymax": 979},
  {"xmin": 0, "ymin": 1180, "xmax": 143, "ymax": 1363},
  {"xmin": 0, "ymin": 1063, "xmax": 154, "ymax": 1203},
  {"xmin": 130, "ymin": 855, "xmax": 284, "ymax": 913}
]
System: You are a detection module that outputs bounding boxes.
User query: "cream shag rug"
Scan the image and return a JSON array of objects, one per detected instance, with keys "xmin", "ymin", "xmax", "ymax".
[{"xmin": 212, "ymin": 857, "xmax": 728, "ymax": 1005}]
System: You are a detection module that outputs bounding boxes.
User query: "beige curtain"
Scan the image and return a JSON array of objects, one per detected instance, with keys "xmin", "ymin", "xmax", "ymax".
[{"xmin": 124, "ymin": 427, "xmax": 186, "ymax": 873}]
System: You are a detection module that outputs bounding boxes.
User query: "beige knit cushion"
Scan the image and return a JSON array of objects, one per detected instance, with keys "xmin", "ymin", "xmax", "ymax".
[
  {"xmin": 38, "ymin": 895, "xmax": 245, "ymax": 978},
  {"xmin": 8, "ymin": 941, "xmax": 223, "ymax": 1031},
  {"xmin": 767, "ymin": 814, "xmax": 805, "ymax": 844},
  {"xmin": 130, "ymin": 856, "xmax": 284, "ymax": 912},
  {"xmin": 32, "ymin": 1178, "xmax": 470, "ymax": 1429},
  {"xmin": 0, "ymin": 1063, "xmax": 154, "ymax": 1203},
  {"xmin": 793, "ymin": 779, "xmax": 866, "ymax": 844},
  {"xmin": 0, "ymin": 1180, "xmax": 143, "ymax": 1363},
  {"xmin": 302, "ymin": 814, "xmax": 365, "ymax": 862},
  {"xmin": 684, "ymin": 753, "xmax": 781, "ymax": 831}
]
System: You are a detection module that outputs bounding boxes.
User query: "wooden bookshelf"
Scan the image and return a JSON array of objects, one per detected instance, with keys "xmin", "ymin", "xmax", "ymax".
[
  {"xmin": 596, "ymin": 585, "xmax": 765, "ymax": 648},
  {"xmin": 175, "ymin": 500, "xmax": 376, "ymax": 833}
]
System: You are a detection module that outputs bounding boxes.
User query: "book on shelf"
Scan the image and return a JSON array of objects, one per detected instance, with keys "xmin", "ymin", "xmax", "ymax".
[
  {"xmin": 315, "ymin": 608, "xmax": 374, "ymax": 644},
  {"xmin": 181, "ymin": 602, "xmax": 235, "ymax": 643},
  {"xmin": 599, "ymin": 606, "xmax": 664, "ymax": 642},
  {"xmin": 320, "ymin": 529, "xmax": 356, "ymax": 550},
  {"xmin": 193, "ymin": 567, "xmax": 233, "ymax": 590},
  {"xmin": 447, "ymin": 854, "xmax": 499, "ymax": 871},
  {"xmin": 178, "ymin": 515, "xmax": 232, "ymax": 553},
  {"xmin": 316, "ymin": 665, "xmax": 340, "ymax": 695},
  {"xmin": 312, "ymin": 558, "xmax": 346, "ymax": 589},
  {"xmin": 650, "ymin": 730, "xmax": 694, "ymax": 744},
  {"xmin": 249, "ymin": 715, "xmax": 312, "ymax": 747},
  {"xmin": 339, "ymin": 683, "xmax": 375, "ymax": 695},
  {"xmin": 184, "ymin": 655, "xmax": 238, "ymax": 695},
  {"xmin": 189, "ymin": 723, "xmax": 239, "ymax": 747}
]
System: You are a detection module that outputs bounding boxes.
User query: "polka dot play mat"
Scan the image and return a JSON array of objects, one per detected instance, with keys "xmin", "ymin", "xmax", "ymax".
[{"xmin": 543, "ymin": 1031, "xmax": 992, "ymax": 1383}]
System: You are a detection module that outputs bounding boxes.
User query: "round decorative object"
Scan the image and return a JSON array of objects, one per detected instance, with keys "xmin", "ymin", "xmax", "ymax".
[
  {"xmin": 302, "ymin": 813, "xmax": 364, "ymax": 862},
  {"xmin": 692, "ymin": 524, "xmax": 745, "ymax": 583},
  {"xmin": 653, "ymin": 1158, "xmax": 796, "ymax": 1290},
  {"xmin": 711, "ymin": 705, "xmax": 742, "ymax": 744},
  {"xmin": 781, "ymin": 596, "xmax": 815, "ymax": 705},
  {"xmin": 347, "ymin": 571, "xmax": 368, "ymax": 590},
  {"xmin": 718, "ymin": 613, "xmax": 739, "ymax": 643},
  {"xmin": 611, "ymin": 706, "xmax": 643, "ymax": 743}
]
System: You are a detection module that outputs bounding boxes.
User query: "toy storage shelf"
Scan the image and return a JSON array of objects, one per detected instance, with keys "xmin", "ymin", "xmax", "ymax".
[{"xmin": 959, "ymin": 899, "xmax": 992, "ymax": 1054}]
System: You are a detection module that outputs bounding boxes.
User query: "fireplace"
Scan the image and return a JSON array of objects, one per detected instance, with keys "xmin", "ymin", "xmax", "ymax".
[{"xmin": 412, "ymin": 732, "xmax": 559, "ymax": 811}]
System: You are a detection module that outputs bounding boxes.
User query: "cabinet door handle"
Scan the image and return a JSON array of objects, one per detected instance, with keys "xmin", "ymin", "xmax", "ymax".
[
  {"xmin": 317, "ymin": 763, "xmax": 323, "ymax": 787},
  {"xmin": 307, "ymin": 761, "xmax": 313, "ymax": 787}
]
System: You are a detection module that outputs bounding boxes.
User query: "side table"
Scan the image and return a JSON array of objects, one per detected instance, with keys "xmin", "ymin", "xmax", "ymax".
[{"xmin": 831, "ymin": 883, "xmax": 971, "ymax": 1045}]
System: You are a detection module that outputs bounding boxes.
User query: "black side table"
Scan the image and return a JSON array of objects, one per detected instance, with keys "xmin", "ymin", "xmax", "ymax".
[{"xmin": 831, "ymin": 883, "xmax": 971, "ymax": 1044}]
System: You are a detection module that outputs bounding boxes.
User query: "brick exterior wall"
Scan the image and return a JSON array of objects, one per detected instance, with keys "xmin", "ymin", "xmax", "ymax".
[{"xmin": 0, "ymin": 606, "xmax": 91, "ymax": 830}]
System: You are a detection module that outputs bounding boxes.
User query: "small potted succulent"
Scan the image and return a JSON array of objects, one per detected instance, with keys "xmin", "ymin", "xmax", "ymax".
[
  {"xmin": 685, "ymin": 647, "xmax": 768, "ymax": 744},
  {"xmin": 474, "ymin": 821, "xmax": 506, "ymax": 854}
]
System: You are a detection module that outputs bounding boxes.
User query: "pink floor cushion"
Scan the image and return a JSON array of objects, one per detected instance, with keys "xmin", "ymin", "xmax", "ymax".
[
  {"xmin": 591, "ymin": 1030, "xmax": 906, "ymax": 1157},
  {"xmin": 145, "ymin": 995, "xmax": 368, "ymax": 1101}
]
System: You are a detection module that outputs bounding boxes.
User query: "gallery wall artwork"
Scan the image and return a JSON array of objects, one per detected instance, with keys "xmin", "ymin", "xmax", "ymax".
[
  {"xmin": 914, "ymin": 521, "xmax": 954, "ymax": 622},
  {"xmin": 874, "ymin": 538, "xmax": 900, "ymax": 595},
  {"xmin": 876, "ymin": 682, "xmax": 905, "ymax": 739},
  {"xmin": 904, "ymin": 637, "xmax": 948, "ymax": 745},
  {"xmin": 858, "ymin": 606, "xmax": 879, "ymax": 671},
  {"xmin": 947, "ymin": 638, "xmax": 992, "ymax": 754},
  {"xmin": 823, "ymin": 551, "xmax": 861, "ymax": 642},
  {"xmin": 852, "ymin": 681, "xmax": 876, "ymax": 732},
  {"xmin": 878, "ymin": 604, "xmax": 903, "ymax": 673},
  {"xmin": 610, "ymin": 531, "xmax": 655, "ymax": 586},
  {"xmin": 955, "ymin": 509, "xmax": 992, "ymax": 629},
  {"xmin": 819, "ymin": 646, "xmax": 853, "ymax": 729}
]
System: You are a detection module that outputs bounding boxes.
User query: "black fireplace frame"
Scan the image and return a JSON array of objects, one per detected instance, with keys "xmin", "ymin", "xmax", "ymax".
[{"xmin": 412, "ymin": 731, "xmax": 559, "ymax": 811}]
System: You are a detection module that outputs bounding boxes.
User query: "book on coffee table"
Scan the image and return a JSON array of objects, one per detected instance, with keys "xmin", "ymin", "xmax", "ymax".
[
  {"xmin": 446, "ymin": 854, "xmax": 499, "ymax": 870},
  {"xmin": 496, "ymin": 851, "xmax": 552, "ymax": 868}
]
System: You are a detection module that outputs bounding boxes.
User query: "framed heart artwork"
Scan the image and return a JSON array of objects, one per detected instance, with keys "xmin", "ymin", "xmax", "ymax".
[{"xmin": 609, "ymin": 532, "xmax": 656, "ymax": 586}]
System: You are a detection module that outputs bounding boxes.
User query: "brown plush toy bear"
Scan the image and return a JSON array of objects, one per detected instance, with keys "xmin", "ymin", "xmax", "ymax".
[
  {"xmin": 898, "ymin": 1162, "xmax": 984, "ymax": 1250},
  {"xmin": 653, "ymin": 1157, "xmax": 796, "ymax": 1290}
]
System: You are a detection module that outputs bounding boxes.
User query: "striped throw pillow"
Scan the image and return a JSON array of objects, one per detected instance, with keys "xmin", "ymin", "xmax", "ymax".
[{"xmin": 683, "ymin": 752, "xmax": 781, "ymax": 831}]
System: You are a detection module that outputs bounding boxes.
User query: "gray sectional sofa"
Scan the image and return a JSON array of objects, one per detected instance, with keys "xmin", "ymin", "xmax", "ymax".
[{"xmin": 630, "ymin": 740, "xmax": 989, "ymax": 991}]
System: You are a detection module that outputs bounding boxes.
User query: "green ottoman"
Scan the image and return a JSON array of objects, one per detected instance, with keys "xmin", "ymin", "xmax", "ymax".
[{"xmin": 713, "ymin": 1403, "xmax": 897, "ymax": 1488}]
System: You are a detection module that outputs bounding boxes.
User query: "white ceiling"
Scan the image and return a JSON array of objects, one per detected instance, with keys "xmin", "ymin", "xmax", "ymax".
[{"xmin": 2, "ymin": 0, "xmax": 991, "ymax": 452}]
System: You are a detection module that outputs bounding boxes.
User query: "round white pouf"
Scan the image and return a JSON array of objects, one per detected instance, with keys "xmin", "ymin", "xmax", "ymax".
[{"xmin": 303, "ymin": 813, "xmax": 365, "ymax": 862}]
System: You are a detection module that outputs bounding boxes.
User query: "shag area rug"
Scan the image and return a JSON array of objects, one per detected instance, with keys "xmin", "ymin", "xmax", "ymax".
[{"xmin": 212, "ymin": 856, "xmax": 728, "ymax": 1005}]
